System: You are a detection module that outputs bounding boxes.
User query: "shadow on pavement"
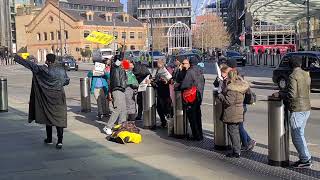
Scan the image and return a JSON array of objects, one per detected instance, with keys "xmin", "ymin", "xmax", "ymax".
[
  {"xmin": 0, "ymin": 106, "xmax": 181, "ymax": 180},
  {"xmin": 152, "ymin": 125, "xmax": 320, "ymax": 179}
]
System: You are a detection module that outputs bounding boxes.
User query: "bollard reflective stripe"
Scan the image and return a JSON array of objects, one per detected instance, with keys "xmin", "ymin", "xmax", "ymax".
[
  {"xmin": 143, "ymin": 85, "xmax": 156, "ymax": 129},
  {"xmin": 80, "ymin": 77, "xmax": 91, "ymax": 113},
  {"xmin": 0, "ymin": 77, "xmax": 8, "ymax": 112},
  {"xmin": 213, "ymin": 88, "xmax": 230, "ymax": 150},
  {"xmin": 268, "ymin": 96, "xmax": 289, "ymax": 167},
  {"xmin": 173, "ymin": 91, "xmax": 187, "ymax": 138}
]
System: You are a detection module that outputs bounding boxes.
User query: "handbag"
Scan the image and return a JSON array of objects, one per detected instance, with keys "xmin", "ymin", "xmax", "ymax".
[
  {"xmin": 182, "ymin": 86, "xmax": 197, "ymax": 104},
  {"xmin": 244, "ymin": 88, "xmax": 257, "ymax": 105}
]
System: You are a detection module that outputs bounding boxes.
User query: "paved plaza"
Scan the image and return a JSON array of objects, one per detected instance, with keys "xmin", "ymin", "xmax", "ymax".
[{"xmin": 1, "ymin": 63, "xmax": 320, "ymax": 180}]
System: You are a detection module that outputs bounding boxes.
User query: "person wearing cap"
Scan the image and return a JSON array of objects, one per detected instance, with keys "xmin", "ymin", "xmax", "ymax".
[
  {"xmin": 103, "ymin": 58, "xmax": 128, "ymax": 135},
  {"xmin": 14, "ymin": 54, "xmax": 69, "ymax": 149},
  {"xmin": 180, "ymin": 57, "xmax": 205, "ymax": 140}
]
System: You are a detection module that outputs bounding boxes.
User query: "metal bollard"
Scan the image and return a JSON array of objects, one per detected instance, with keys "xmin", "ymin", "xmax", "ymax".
[
  {"xmin": 80, "ymin": 77, "xmax": 91, "ymax": 113},
  {"xmin": 0, "ymin": 77, "xmax": 8, "ymax": 112},
  {"xmin": 213, "ymin": 89, "xmax": 230, "ymax": 150},
  {"xmin": 268, "ymin": 96, "xmax": 289, "ymax": 167},
  {"xmin": 173, "ymin": 91, "xmax": 187, "ymax": 138},
  {"xmin": 143, "ymin": 85, "xmax": 156, "ymax": 129}
]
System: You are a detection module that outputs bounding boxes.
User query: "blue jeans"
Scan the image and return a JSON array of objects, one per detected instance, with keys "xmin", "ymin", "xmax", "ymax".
[
  {"xmin": 240, "ymin": 105, "xmax": 252, "ymax": 147},
  {"xmin": 289, "ymin": 111, "xmax": 311, "ymax": 161}
]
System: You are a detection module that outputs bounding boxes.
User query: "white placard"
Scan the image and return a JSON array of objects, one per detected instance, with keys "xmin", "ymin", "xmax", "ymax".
[
  {"xmin": 215, "ymin": 62, "xmax": 223, "ymax": 93},
  {"xmin": 93, "ymin": 62, "xmax": 106, "ymax": 76},
  {"xmin": 138, "ymin": 75, "xmax": 150, "ymax": 92}
]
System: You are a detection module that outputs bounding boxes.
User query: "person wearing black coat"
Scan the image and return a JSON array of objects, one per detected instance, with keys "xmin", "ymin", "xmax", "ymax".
[
  {"xmin": 132, "ymin": 61, "xmax": 150, "ymax": 120},
  {"xmin": 14, "ymin": 54, "xmax": 69, "ymax": 149},
  {"xmin": 103, "ymin": 59, "xmax": 128, "ymax": 135},
  {"xmin": 180, "ymin": 58, "xmax": 205, "ymax": 141}
]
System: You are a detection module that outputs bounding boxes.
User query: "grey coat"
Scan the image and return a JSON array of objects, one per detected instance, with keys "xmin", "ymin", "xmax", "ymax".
[{"xmin": 14, "ymin": 55, "xmax": 70, "ymax": 127}]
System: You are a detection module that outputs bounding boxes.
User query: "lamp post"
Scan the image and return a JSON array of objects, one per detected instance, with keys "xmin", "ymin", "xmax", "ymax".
[
  {"xmin": 306, "ymin": 0, "xmax": 311, "ymax": 51},
  {"xmin": 58, "ymin": 0, "xmax": 67, "ymax": 56},
  {"xmin": 149, "ymin": 0, "xmax": 154, "ymax": 73}
]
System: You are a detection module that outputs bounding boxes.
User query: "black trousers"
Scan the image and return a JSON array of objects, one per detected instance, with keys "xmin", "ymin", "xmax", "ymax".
[
  {"xmin": 137, "ymin": 92, "xmax": 143, "ymax": 118},
  {"xmin": 186, "ymin": 101, "xmax": 203, "ymax": 140},
  {"xmin": 46, "ymin": 125, "xmax": 64, "ymax": 143},
  {"xmin": 156, "ymin": 97, "xmax": 168, "ymax": 124},
  {"xmin": 227, "ymin": 123, "xmax": 241, "ymax": 155}
]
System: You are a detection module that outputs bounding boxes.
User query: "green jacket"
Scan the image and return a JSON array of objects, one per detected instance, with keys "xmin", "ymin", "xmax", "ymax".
[{"xmin": 287, "ymin": 67, "xmax": 311, "ymax": 112}]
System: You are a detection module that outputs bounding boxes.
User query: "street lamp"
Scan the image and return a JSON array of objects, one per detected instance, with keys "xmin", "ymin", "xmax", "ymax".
[
  {"xmin": 306, "ymin": 0, "xmax": 311, "ymax": 51},
  {"xmin": 58, "ymin": 0, "xmax": 67, "ymax": 56}
]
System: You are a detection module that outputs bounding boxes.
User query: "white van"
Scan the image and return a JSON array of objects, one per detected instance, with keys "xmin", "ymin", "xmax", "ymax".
[{"xmin": 92, "ymin": 48, "xmax": 114, "ymax": 63}]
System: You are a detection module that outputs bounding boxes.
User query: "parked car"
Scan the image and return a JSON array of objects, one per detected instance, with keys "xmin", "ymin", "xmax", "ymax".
[
  {"xmin": 124, "ymin": 50, "xmax": 141, "ymax": 62},
  {"xmin": 57, "ymin": 56, "xmax": 78, "ymax": 71},
  {"xmin": 219, "ymin": 50, "xmax": 247, "ymax": 66},
  {"xmin": 148, "ymin": 51, "xmax": 166, "ymax": 65},
  {"xmin": 167, "ymin": 53, "xmax": 204, "ymax": 72},
  {"xmin": 273, "ymin": 51, "xmax": 320, "ymax": 90}
]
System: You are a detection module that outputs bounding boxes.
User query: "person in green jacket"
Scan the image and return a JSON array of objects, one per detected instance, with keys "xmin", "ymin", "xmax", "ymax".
[{"xmin": 87, "ymin": 65, "xmax": 110, "ymax": 119}]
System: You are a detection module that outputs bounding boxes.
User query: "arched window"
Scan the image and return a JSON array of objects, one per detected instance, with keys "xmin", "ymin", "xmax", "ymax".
[
  {"xmin": 37, "ymin": 33, "xmax": 41, "ymax": 41},
  {"xmin": 43, "ymin": 32, "xmax": 48, "ymax": 41}
]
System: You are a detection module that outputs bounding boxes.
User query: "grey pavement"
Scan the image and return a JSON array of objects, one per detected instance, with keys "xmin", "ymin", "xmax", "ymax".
[{"xmin": 1, "ymin": 63, "xmax": 320, "ymax": 179}]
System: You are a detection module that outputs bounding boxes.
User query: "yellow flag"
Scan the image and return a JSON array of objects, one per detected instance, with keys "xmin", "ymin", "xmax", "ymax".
[
  {"xmin": 18, "ymin": 53, "xmax": 30, "ymax": 60},
  {"xmin": 85, "ymin": 31, "xmax": 115, "ymax": 45}
]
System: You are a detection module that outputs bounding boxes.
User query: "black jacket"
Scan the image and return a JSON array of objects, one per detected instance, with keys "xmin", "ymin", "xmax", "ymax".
[
  {"xmin": 110, "ymin": 62, "xmax": 127, "ymax": 92},
  {"xmin": 172, "ymin": 67, "xmax": 187, "ymax": 91},
  {"xmin": 132, "ymin": 62, "xmax": 150, "ymax": 83},
  {"xmin": 180, "ymin": 65, "xmax": 205, "ymax": 100}
]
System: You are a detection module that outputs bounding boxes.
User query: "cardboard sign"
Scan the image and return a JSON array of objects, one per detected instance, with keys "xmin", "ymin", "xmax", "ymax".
[
  {"xmin": 18, "ymin": 53, "xmax": 30, "ymax": 60},
  {"xmin": 93, "ymin": 62, "xmax": 106, "ymax": 76},
  {"xmin": 85, "ymin": 31, "xmax": 115, "ymax": 45}
]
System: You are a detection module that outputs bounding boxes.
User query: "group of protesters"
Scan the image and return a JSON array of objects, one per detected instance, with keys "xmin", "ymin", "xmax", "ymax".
[{"xmin": 12, "ymin": 48, "xmax": 313, "ymax": 168}]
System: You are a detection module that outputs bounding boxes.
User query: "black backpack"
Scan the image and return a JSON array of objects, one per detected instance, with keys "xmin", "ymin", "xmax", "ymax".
[{"xmin": 244, "ymin": 88, "xmax": 257, "ymax": 105}]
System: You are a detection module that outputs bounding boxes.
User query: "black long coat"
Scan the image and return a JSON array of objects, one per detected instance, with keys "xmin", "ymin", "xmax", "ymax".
[{"xmin": 14, "ymin": 56, "xmax": 70, "ymax": 127}]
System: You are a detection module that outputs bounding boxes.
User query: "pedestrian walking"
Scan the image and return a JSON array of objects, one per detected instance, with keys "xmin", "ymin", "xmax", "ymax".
[
  {"xmin": 278, "ymin": 56, "xmax": 312, "ymax": 168},
  {"xmin": 87, "ymin": 62, "xmax": 110, "ymax": 120},
  {"xmin": 180, "ymin": 57, "xmax": 205, "ymax": 141},
  {"xmin": 217, "ymin": 70, "xmax": 250, "ymax": 158},
  {"xmin": 14, "ymin": 54, "xmax": 70, "ymax": 149},
  {"xmin": 103, "ymin": 57, "xmax": 128, "ymax": 135}
]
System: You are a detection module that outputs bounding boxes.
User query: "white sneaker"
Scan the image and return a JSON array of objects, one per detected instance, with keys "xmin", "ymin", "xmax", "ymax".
[{"xmin": 103, "ymin": 126, "xmax": 113, "ymax": 135}]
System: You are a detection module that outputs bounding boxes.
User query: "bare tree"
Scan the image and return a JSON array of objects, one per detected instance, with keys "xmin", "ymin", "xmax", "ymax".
[
  {"xmin": 152, "ymin": 24, "xmax": 168, "ymax": 52},
  {"xmin": 193, "ymin": 13, "xmax": 230, "ymax": 51}
]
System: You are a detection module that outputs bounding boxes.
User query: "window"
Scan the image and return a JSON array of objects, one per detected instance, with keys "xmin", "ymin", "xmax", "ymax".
[
  {"xmin": 84, "ymin": 30, "xmax": 90, "ymax": 38},
  {"xmin": 64, "ymin": 30, "xmax": 69, "ymax": 39},
  {"xmin": 50, "ymin": 32, "xmax": 54, "ymax": 40},
  {"xmin": 122, "ymin": 32, "xmax": 126, "ymax": 39},
  {"xmin": 57, "ymin": 31, "xmax": 61, "ymax": 40},
  {"xmin": 43, "ymin": 32, "xmax": 48, "ymax": 41},
  {"xmin": 307, "ymin": 56, "xmax": 320, "ymax": 69},
  {"xmin": 114, "ymin": 32, "xmax": 119, "ymax": 39},
  {"xmin": 138, "ymin": 32, "xmax": 143, "ymax": 39},
  {"xmin": 107, "ymin": 16, "xmax": 112, "ymax": 22},
  {"xmin": 87, "ymin": 14, "xmax": 93, "ymax": 21},
  {"xmin": 37, "ymin": 33, "xmax": 41, "ymax": 41},
  {"xmin": 130, "ymin": 32, "xmax": 135, "ymax": 39},
  {"xmin": 130, "ymin": 45, "xmax": 135, "ymax": 50}
]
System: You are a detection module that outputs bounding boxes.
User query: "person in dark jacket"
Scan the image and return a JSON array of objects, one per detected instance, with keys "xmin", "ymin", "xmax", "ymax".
[
  {"xmin": 277, "ymin": 57, "xmax": 312, "ymax": 168},
  {"xmin": 103, "ymin": 58, "xmax": 128, "ymax": 135},
  {"xmin": 217, "ymin": 70, "xmax": 250, "ymax": 158},
  {"xmin": 180, "ymin": 58, "xmax": 205, "ymax": 141},
  {"xmin": 132, "ymin": 60, "xmax": 150, "ymax": 120},
  {"xmin": 152, "ymin": 59, "xmax": 173, "ymax": 128},
  {"xmin": 14, "ymin": 54, "xmax": 70, "ymax": 149}
]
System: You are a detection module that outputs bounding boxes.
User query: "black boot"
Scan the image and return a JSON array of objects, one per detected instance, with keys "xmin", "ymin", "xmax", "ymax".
[{"xmin": 44, "ymin": 126, "xmax": 53, "ymax": 144}]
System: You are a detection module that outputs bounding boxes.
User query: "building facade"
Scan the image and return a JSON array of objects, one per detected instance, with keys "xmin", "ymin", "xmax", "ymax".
[
  {"xmin": 127, "ymin": 0, "xmax": 139, "ymax": 18},
  {"xmin": 138, "ymin": 0, "xmax": 192, "ymax": 28},
  {"xmin": 31, "ymin": 0, "xmax": 123, "ymax": 12},
  {"xmin": 19, "ymin": 1, "xmax": 146, "ymax": 62},
  {"xmin": 0, "ymin": 0, "xmax": 16, "ymax": 53},
  {"xmin": 297, "ymin": 16, "xmax": 320, "ymax": 50}
]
